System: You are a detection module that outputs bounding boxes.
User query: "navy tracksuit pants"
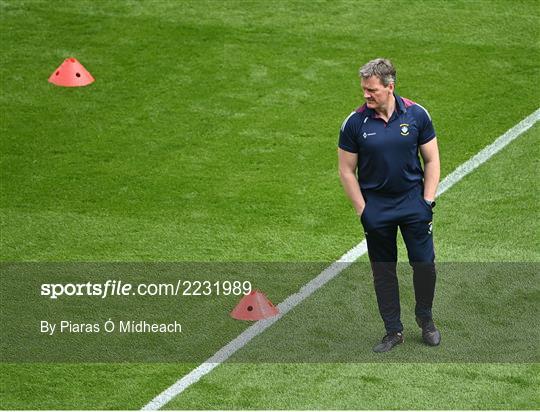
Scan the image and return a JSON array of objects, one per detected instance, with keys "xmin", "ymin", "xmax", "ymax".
[{"xmin": 361, "ymin": 184, "xmax": 436, "ymax": 333}]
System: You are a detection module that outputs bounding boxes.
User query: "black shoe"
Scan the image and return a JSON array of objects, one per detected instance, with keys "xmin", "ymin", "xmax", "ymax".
[
  {"xmin": 373, "ymin": 331, "xmax": 404, "ymax": 353},
  {"xmin": 416, "ymin": 317, "xmax": 441, "ymax": 346}
]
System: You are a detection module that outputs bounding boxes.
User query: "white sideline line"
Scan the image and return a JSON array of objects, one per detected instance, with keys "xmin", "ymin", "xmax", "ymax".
[
  {"xmin": 142, "ymin": 108, "xmax": 540, "ymax": 411},
  {"xmin": 437, "ymin": 108, "xmax": 540, "ymax": 196}
]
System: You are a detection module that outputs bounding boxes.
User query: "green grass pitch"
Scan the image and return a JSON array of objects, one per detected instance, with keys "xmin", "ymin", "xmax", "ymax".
[{"xmin": 1, "ymin": 0, "xmax": 539, "ymax": 409}]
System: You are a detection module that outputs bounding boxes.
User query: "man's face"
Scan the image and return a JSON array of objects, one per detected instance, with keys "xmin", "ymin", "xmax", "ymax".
[{"xmin": 361, "ymin": 76, "xmax": 394, "ymax": 111}]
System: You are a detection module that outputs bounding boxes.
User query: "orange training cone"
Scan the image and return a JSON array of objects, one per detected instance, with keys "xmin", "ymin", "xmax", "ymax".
[
  {"xmin": 230, "ymin": 290, "xmax": 279, "ymax": 321},
  {"xmin": 48, "ymin": 57, "xmax": 94, "ymax": 87}
]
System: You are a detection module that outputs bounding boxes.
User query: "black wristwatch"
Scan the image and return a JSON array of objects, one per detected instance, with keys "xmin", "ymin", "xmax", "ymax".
[{"xmin": 425, "ymin": 199, "xmax": 436, "ymax": 208}]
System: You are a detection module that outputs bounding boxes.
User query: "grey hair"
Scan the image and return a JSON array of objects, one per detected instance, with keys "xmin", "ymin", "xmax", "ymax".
[{"xmin": 359, "ymin": 58, "xmax": 396, "ymax": 86}]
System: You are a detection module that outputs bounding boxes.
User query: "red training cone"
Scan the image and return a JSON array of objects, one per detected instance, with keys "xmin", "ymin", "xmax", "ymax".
[
  {"xmin": 48, "ymin": 57, "xmax": 94, "ymax": 87},
  {"xmin": 230, "ymin": 290, "xmax": 279, "ymax": 321}
]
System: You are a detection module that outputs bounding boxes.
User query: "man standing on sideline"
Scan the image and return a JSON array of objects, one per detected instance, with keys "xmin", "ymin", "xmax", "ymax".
[{"xmin": 338, "ymin": 58, "xmax": 441, "ymax": 353}]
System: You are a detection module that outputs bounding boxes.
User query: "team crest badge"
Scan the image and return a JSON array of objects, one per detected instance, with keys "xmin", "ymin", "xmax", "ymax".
[{"xmin": 400, "ymin": 123, "xmax": 409, "ymax": 136}]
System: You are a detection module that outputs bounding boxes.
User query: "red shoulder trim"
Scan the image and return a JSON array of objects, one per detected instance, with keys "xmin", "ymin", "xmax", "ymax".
[
  {"xmin": 356, "ymin": 104, "xmax": 367, "ymax": 113},
  {"xmin": 401, "ymin": 97, "xmax": 416, "ymax": 108}
]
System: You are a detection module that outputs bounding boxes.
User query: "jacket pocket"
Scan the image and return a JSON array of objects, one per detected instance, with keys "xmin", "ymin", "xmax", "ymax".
[
  {"xmin": 360, "ymin": 201, "xmax": 370, "ymax": 227},
  {"xmin": 419, "ymin": 197, "xmax": 433, "ymax": 214}
]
